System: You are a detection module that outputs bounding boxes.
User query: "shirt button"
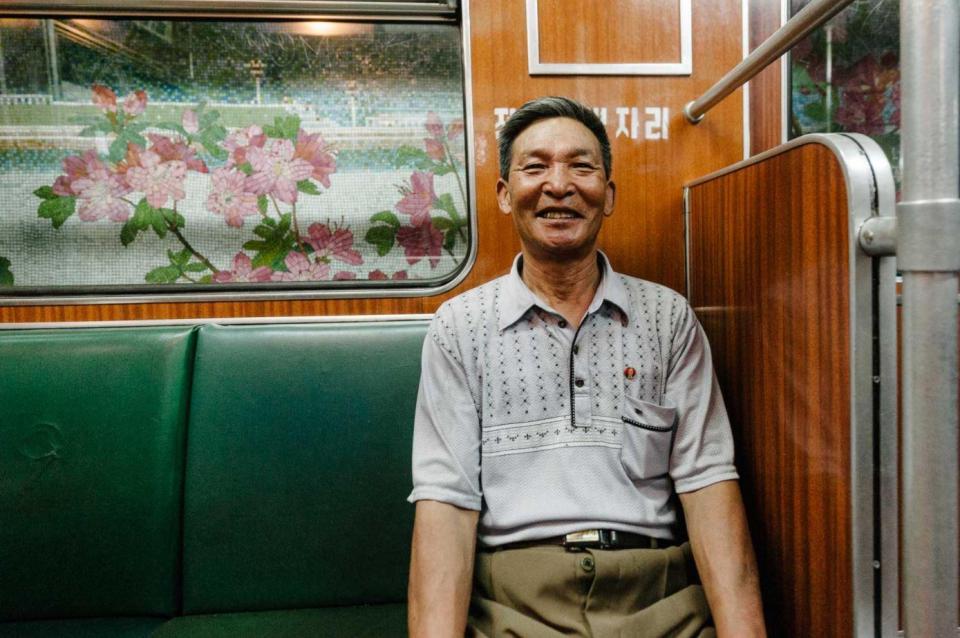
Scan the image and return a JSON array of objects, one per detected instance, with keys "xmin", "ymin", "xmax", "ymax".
[
  {"xmin": 558, "ymin": 319, "xmax": 567, "ymax": 328},
  {"xmin": 575, "ymin": 378, "xmax": 585, "ymax": 388},
  {"xmin": 580, "ymin": 556, "xmax": 595, "ymax": 572}
]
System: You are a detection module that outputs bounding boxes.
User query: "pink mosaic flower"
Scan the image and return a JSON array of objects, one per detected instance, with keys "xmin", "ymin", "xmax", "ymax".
[
  {"xmin": 212, "ymin": 252, "xmax": 273, "ymax": 283},
  {"xmin": 424, "ymin": 138, "xmax": 445, "ymax": 161},
  {"xmin": 92, "ymin": 84, "xmax": 117, "ymax": 113},
  {"xmin": 207, "ymin": 167, "xmax": 260, "ymax": 228},
  {"xmin": 447, "ymin": 119, "xmax": 464, "ymax": 140},
  {"xmin": 222, "ymin": 125, "xmax": 266, "ymax": 167},
  {"xmin": 125, "ymin": 150, "xmax": 187, "ymax": 209},
  {"xmin": 333, "ymin": 271, "xmax": 356, "ymax": 280},
  {"xmin": 147, "ymin": 134, "xmax": 208, "ymax": 173},
  {"xmin": 395, "ymin": 171, "xmax": 436, "ymax": 226},
  {"xmin": 396, "ymin": 222, "xmax": 443, "ymax": 268},
  {"xmin": 53, "ymin": 150, "xmax": 106, "ymax": 196},
  {"xmin": 73, "ymin": 171, "xmax": 131, "ymax": 222},
  {"xmin": 246, "ymin": 138, "xmax": 314, "ymax": 205},
  {"xmin": 368, "ymin": 269, "xmax": 409, "ymax": 280},
  {"xmin": 182, "ymin": 109, "xmax": 200, "ymax": 134},
  {"xmin": 122, "ymin": 90, "xmax": 147, "ymax": 117},
  {"xmin": 425, "ymin": 112, "xmax": 444, "ymax": 139},
  {"xmin": 271, "ymin": 251, "xmax": 330, "ymax": 281},
  {"xmin": 305, "ymin": 222, "xmax": 363, "ymax": 266},
  {"xmin": 294, "ymin": 131, "xmax": 337, "ymax": 188}
]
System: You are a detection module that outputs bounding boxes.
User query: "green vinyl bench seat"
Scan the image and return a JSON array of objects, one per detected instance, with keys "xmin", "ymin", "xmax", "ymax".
[{"xmin": 0, "ymin": 320, "xmax": 428, "ymax": 637}]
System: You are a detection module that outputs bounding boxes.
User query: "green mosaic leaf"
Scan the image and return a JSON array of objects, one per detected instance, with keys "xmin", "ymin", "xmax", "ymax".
[
  {"xmin": 246, "ymin": 217, "xmax": 296, "ymax": 269},
  {"xmin": 365, "ymin": 225, "xmax": 396, "ymax": 257},
  {"xmin": 393, "ymin": 145, "xmax": 433, "ymax": 169},
  {"xmin": 297, "ymin": 179, "xmax": 321, "ymax": 195},
  {"xmin": 160, "ymin": 208, "xmax": 185, "ymax": 228},
  {"xmin": 120, "ymin": 220, "xmax": 139, "ymax": 246},
  {"xmin": 258, "ymin": 195, "xmax": 269, "ymax": 216},
  {"xmin": 33, "ymin": 186, "xmax": 57, "ymax": 201},
  {"xmin": 443, "ymin": 228, "xmax": 457, "ymax": 252},
  {"xmin": 183, "ymin": 262, "xmax": 208, "ymax": 273},
  {"xmin": 431, "ymin": 216, "xmax": 455, "ymax": 231},
  {"xmin": 0, "ymin": 257, "xmax": 13, "ymax": 286},
  {"xmin": 435, "ymin": 193, "xmax": 463, "ymax": 225},
  {"xmin": 145, "ymin": 265, "xmax": 181, "ymax": 284},
  {"xmin": 38, "ymin": 196, "xmax": 76, "ymax": 229},
  {"xmin": 370, "ymin": 211, "xmax": 400, "ymax": 228},
  {"xmin": 168, "ymin": 248, "xmax": 192, "ymax": 267}
]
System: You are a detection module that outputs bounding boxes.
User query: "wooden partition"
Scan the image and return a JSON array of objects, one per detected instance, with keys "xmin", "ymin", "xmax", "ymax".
[{"xmin": 685, "ymin": 134, "xmax": 898, "ymax": 637}]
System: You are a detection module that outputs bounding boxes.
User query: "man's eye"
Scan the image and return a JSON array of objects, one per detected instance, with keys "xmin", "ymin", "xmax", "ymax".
[{"xmin": 522, "ymin": 164, "xmax": 546, "ymax": 172}]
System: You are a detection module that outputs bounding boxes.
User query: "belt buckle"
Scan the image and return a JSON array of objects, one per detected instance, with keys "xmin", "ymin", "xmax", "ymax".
[{"xmin": 563, "ymin": 529, "xmax": 616, "ymax": 550}]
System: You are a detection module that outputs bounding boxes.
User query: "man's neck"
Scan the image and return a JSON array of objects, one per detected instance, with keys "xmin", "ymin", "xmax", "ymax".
[{"xmin": 520, "ymin": 249, "xmax": 602, "ymax": 328}]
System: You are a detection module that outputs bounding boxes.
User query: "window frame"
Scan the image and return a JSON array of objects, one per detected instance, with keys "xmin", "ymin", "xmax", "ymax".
[{"xmin": 0, "ymin": 0, "xmax": 477, "ymax": 306}]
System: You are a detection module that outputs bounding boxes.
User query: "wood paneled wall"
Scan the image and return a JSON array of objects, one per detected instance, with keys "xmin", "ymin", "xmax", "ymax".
[
  {"xmin": 748, "ymin": 0, "xmax": 785, "ymax": 155},
  {"xmin": 687, "ymin": 143, "xmax": 854, "ymax": 637},
  {"xmin": 0, "ymin": 0, "xmax": 746, "ymax": 323}
]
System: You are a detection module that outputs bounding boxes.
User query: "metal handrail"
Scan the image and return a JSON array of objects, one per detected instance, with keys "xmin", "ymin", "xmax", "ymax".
[{"xmin": 683, "ymin": 0, "xmax": 853, "ymax": 123}]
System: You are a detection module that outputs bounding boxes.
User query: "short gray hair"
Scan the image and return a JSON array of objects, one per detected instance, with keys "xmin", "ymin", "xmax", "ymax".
[{"xmin": 497, "ymin": 96, "xmax": 611, "ymax": 179}]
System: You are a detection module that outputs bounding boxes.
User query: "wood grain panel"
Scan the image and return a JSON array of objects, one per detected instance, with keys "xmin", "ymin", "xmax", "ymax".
[
  {"xmin": 748, "ymin": 0, "xmax": 784, "ymax": 155},
  {"xmin": 536, "ymin": 0, "xmax": 680, "ymax": 64},
  {"xmin": 687, "ymin": 143, "xmax": 852, "ymax": 636},
  {"xmin": 1, "ymin": 0, "xmax": 746, "ymax": 323}
]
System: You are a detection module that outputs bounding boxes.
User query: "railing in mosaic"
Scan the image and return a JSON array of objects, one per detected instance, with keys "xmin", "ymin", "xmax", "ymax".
[{"xmin": 0, "ymin": 18, "xmax": 469, "ymax": 293}]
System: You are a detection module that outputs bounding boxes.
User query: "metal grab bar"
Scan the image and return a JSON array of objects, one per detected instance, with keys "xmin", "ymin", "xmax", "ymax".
[{"xmin": 683, "ymin": 0, "xmax": 853, "ymax": 123}]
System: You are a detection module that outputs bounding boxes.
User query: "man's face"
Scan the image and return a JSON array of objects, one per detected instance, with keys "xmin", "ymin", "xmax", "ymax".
[{"xmin": 497, "ymin": 116, "xmax": 615, "ymax": 261}]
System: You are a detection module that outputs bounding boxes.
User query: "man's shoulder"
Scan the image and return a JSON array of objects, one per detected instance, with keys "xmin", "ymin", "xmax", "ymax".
[
  {"xmin": 436, "ymin": 273, "xmax": 508, "ymax": 317},
  {"xmin": 614, "ymin": 272, "xmax": 689, "ymax": 308}
]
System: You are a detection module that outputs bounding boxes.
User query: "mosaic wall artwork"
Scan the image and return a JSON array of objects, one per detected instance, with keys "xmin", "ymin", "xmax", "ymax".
[
  {"xmin": 790, "ymin": 0, "xmax": 900, "ymax": 188},
  {"xmin": 0, "ymin": 19, "xmax": 468, "ymax": 290}
]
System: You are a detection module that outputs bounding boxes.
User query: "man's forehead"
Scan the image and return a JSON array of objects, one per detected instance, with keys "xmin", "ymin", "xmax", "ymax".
[{"xmin": 511, "ymin": 117, "xmax": 602, "ymax": 161}]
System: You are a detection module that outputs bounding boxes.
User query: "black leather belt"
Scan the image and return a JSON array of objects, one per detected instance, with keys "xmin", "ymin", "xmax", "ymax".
[{"xmin": 487, "ymin": 529, "xmax": 674, "ymax": 552}]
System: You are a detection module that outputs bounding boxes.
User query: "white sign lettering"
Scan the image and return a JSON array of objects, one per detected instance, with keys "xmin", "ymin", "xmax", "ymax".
[{"xmin": 495, "ymin": 106, "xmax": 670, "ymax": 141}]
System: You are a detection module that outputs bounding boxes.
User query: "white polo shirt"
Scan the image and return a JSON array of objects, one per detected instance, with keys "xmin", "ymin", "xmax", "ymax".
[{"xmin": 409, "ymin": 253, "xmax": 738, "ymax": 547}]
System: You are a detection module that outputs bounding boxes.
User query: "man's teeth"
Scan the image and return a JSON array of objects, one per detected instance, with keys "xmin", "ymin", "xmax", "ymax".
[{"xmin": 539, "ymin": 211, "xmax": 577, "ymax": 219}]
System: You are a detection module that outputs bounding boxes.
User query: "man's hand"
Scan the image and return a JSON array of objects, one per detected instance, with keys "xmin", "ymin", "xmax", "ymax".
[
  {"xmin": 679, "ymin": 480, "xmax": 767, "ymax": 637},
  {"xmin": 408, "ymin": 500, "xmax": 480, "ymax": 637}
]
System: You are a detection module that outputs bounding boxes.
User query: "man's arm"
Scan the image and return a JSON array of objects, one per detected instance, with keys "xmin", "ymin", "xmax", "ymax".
[
  {"xmin": 679, "ymin": 480, "xmax": 766, "ymax": 637},
  {"xmin": 408, "ymin": 500, "xmax": 480, "ymax": 637}
]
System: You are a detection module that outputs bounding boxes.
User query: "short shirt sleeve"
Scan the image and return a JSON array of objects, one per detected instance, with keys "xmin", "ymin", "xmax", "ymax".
[
  {"xmin": 666, "ymin": 302, "xmax": 739, "ymax": 493},
  {"xmin": 408, "ymin": 304, "xmax": 483, "ymax": 510}
]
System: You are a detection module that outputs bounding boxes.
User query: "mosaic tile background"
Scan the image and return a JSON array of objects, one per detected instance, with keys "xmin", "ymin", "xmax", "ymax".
[
  {"xmin": 790, "ymin": 0, "xmax": 900, "ymax": 189},
  {"xmin": 0, "ymin": 18, "xmax": 469, "ymax": 289}
]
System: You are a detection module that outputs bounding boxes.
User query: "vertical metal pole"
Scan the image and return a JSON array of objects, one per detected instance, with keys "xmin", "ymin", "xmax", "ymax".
[{"xmin": 900, "ymin": 1, "xmax": 960, "ymax": 636}]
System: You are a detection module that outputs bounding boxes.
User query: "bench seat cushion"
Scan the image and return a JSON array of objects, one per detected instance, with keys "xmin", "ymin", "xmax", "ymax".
[
  {"xmin": 182, "ymin": 322, "xmax": 427, "ymax": 613},
  {"xmin": 0, "ymin": 327, "xmax": 197, "ymax": 621},
  {"xmin": 152, "ymin": 604, "xmax": 406, "ymax": 637},
  {"xmin": 0, "ymin": 617, "xmax": 165, "ymax": 638}
]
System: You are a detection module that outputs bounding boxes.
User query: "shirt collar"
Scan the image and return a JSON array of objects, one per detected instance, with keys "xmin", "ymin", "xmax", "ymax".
[{"xmin": 498, "ymin": 251, "xmax": 631, "ymax": 331}]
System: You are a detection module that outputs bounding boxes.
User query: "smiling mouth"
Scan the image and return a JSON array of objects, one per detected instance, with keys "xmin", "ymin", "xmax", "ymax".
[{"xmin": 536, "ymin": 208, "xmax": 581, "ymax": 220}]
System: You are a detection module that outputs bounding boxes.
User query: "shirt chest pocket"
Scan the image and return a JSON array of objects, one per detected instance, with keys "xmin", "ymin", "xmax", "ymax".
[{"xmin": 620, "ymin": 395, "xmax": 677, "ymax": 480}]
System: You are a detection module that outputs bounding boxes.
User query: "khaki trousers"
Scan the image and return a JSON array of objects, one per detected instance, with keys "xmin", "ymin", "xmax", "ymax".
[{"xmin": 467, "ymin": 542, "xmax": 715, "ymax": 638}]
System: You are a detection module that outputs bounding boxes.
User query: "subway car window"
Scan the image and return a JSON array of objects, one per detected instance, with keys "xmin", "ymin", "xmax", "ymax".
[
  {"xmin": 789, "ymin": 0, "xmax": 901, "ymax": 188},
  {"xmin": 0, "ymin": 17, "xmax": 469, "ymax": 293}
]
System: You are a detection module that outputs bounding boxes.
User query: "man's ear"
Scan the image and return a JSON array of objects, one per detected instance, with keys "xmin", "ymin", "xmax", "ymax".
[
  {"xmin": 603, "ymin": 180, "xmax": 616, "ymax": 217},
  {"xmin": 496, "ymin": 178, "xmax": 512, "ymax": 215}
]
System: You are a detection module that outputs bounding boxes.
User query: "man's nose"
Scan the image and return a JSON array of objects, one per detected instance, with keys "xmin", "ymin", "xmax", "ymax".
[{"xmin": 542, "ymin": 165, "xmax": 574, "ymax": 198}]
